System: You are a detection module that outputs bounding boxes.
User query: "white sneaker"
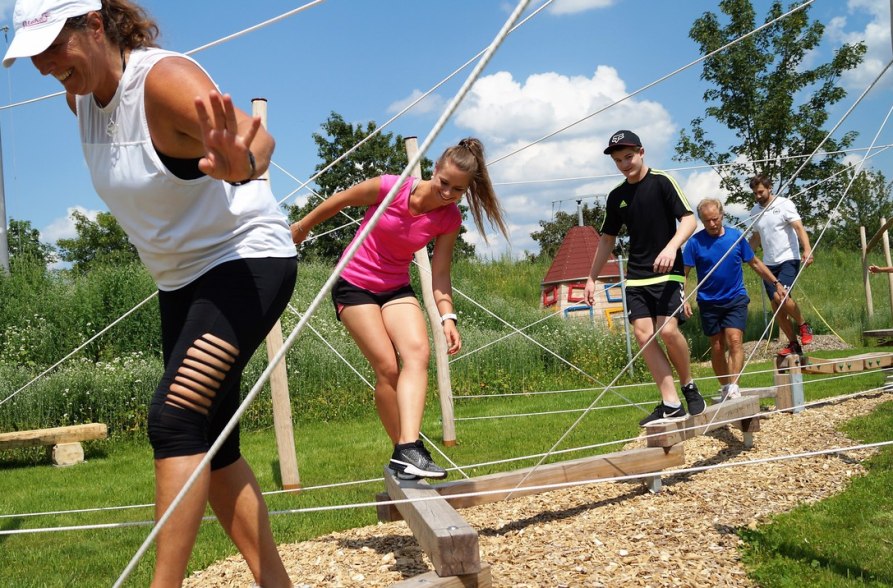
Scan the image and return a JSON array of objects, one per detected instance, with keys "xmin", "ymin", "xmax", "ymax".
[{"xmin": 726, "ymin": 383, "xmax": 741, "ymax": 399}]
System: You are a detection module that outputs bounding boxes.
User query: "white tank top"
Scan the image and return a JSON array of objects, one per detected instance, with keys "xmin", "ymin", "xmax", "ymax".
[{"xmin": 76, "ymin": 48, "xmax": 296, "ymax": 291}]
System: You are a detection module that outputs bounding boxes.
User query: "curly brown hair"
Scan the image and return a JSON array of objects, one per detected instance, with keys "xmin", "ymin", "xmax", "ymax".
[{"xmin": 65, "ymin": 0, "xmax": 159, "ymax": 50}]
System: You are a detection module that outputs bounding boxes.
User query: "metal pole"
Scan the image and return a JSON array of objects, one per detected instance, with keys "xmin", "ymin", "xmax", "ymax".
[{"xmin": 617, "ymin": 255, "xmax": 634, "ymax": 377}]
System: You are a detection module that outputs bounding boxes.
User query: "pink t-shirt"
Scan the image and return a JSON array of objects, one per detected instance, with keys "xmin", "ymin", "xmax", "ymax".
[{"xmin": 339, "ymin": 175, "xmax": 462, "ymax": 292}]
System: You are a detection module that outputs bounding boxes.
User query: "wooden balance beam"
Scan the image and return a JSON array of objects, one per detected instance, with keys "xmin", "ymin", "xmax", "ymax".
[
  {"xmin": 643, "ymin": 396, "xmax": 760, "ymax": 448},
  {"xmin": 381, "ymin": 469, "xmax": 483, "ymax": 579},
  {"xmin": 0, "ymin": 423, "xmax": 107, "ymax": 466},
  {"xmin": 801, "ymin": 352, "xmax": 893, "ymax": 375},
  {"xmin": 377, "ymin": 444, "xmax": 685, "ymax": 524}
]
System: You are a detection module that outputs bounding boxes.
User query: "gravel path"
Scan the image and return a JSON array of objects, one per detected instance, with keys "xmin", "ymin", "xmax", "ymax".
[{"xmin": 186, "ymin": 382, "xmax": 890, "ymax": 587}]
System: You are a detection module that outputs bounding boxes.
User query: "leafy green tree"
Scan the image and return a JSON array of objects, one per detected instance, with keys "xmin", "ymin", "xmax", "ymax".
[
  {"xmin": 676, "ymin": 0, "xmax": 865, "ymax": 226},
  {"xmin": 289, "ymin": 112, "xmax": 476, "ymax": 261},
  {"xmin": 822, "ymin": 169, "xmax": 893, "ymax": 250},
  {"xmin": 530, "ymin": 202, "xmax": 606, "ymax": 260},
  {"xmin": 56, "ymin": 210, "xmax": 139, "ymax": 272},
  {"xmin": 7, "ymin": 218, "xmax": 57, "ymax": 269}
]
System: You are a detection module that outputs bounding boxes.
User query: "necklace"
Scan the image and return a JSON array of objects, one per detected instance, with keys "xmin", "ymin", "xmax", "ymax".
[{"xmin": 105, "ymin": 48, "xmax": 127, "ymax": 138}]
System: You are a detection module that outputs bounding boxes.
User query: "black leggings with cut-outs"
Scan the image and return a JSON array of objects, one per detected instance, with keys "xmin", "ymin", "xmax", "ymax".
[{"xmin": 148, "ymin": 256, "xmax": 297, "ymax": 470}]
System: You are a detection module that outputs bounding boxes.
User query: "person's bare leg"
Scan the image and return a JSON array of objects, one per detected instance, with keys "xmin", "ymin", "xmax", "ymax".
[
  {"xmin": 725, "ymin": 327, "xmax": 745, "ymax": 384},
  {"xmin": 340, "ymin": 305, "xmax": 402, "ymax": 443},
  {"xmin": 380, "ymin": 298, "xmax": 430, "ymax": 444},
  {"xmin": 633, "ymin": 317, "xmax": 680, "ymax": 405},
  {"xmin": 151, "ymin": 454, "xmax": 210, "ymax": 588},
  {"xmin": 209, "ymin": 458, "xmax": 291, "ymax": 588},
  {"xmin": 770, "ymin": 297, "xmax": 797, "ymax": 343},
  {"xmin": 708, "ymin": 332, "xmax": 730, "ymax": 386},
  {"xmin": 658, "ymin": 316, "xmax": 692, "ymax": 385}
]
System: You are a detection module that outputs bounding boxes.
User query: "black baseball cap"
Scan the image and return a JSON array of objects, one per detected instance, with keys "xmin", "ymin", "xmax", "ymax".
[{"xmin": 603, "ymin": 130, "xmax": 642, "ymax": 154}]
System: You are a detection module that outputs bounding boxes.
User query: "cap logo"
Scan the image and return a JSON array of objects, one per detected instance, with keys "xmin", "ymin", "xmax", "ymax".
[
  {"xmin": 611, "ymin": 133, "xmax": 625, "ymax": 145},
  {"xmin": 22, "ymin": 12, "xmax": 52, "ymax": 28}
]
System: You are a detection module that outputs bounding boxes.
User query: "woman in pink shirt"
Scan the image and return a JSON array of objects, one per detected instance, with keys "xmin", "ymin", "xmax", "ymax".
[{"xmin": 292, "ymin": 138, "xmax": 507, "ymax": 479}]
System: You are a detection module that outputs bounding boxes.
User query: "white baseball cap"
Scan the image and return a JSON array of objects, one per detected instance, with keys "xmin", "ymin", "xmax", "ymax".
[{"xmin": 3, "ymin": 0, "xmax": 102, "ymax": 68}]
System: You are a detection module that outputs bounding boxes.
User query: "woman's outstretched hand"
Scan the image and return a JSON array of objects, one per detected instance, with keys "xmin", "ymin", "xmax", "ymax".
[{"xmin": 194, "ymin": 90, "xmax": 260, "ymax": 182}]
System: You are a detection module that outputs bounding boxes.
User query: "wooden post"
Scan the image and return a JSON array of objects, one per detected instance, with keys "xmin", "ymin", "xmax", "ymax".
[
  {"xmin": 404, "ymin": 137, "xmax": 457, "ymax": 446},
  {"xmin": 883, "ymin": 218, "xmax": 893, "ymax": 317},
  {"xmin": 862, "ymin": 225, "xmax": 874, "ymax": 318},
  {"xmin": 253, "ymin": 98, "xmax": 300, "ymax": 490},
  {"xmin": 774, "ymin": 354, "xmax": 801, "ymax": 413}
]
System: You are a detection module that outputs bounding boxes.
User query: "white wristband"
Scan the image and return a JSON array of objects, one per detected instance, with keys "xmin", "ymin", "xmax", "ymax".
[{"xmin": 440, "ymin": 313, "xmax": 458, "ymax": 325}]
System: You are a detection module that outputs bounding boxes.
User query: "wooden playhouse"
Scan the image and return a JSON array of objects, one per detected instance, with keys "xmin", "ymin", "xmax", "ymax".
[{"xmin": 540, "ymin": 225, "xmax": 623, "ymax": 329}]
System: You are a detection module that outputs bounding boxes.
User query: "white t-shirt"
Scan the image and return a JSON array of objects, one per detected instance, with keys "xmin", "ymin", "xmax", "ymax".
[
  {"xmin": 76, "ymin": 48, "xmax": 296, "ymax": 291},
  {"xmin": 747, "ymin": 196, "xmax": 802, "ymax": 266}
]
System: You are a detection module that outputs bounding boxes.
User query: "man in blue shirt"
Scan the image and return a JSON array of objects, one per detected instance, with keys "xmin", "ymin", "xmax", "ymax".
[{"xmin": 683, "ymin": 198, "xmax": 784, "ymax": 400}]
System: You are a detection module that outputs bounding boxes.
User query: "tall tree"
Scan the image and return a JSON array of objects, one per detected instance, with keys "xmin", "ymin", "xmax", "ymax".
[
  {"xmin": 7, "ymin": 218, "xmax": 57, "ymax": 269},
  {"xmin": 530, "ymin": 202, "xmax": 606, "ymax": 260},
  {"xmin": 56, "ymin": 210, "xmax": 139, "ymax": 272},
  {"xmin": 676, "ymin": 0, "xmax": 865, "ymax": 226},
  {"xmin": 289, "ymin": 112, "xmax": 476, "ymax": 261},
  {"xmin": 823, "ymin": 168, "xmax": 893, "ymax": 250}
]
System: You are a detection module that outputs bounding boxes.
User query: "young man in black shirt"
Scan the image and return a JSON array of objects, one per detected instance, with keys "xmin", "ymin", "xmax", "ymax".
[{"xmin": 584, "ymin": 130, "xmax": 705, "ymax": 425}]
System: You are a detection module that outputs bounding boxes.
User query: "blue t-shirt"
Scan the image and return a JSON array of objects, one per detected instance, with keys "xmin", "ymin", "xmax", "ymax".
[{"xmin": 682, "ymin": 226, "xmax": 753, "ymax": 303}]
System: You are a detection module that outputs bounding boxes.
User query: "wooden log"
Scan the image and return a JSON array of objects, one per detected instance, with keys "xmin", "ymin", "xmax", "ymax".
[
  {"xmin": 376, "ymin": 445, "xmax": 685, "ymax": 521},
  {"xmin": 644, "ymin": 397, "xmax": 760, "ymax": 447},
  {"xmin": 390, "ymin": 564, "xmax": 492, "ymax": 587},
  {"xmin": 383, "ymin": 468, "xmax": 480, "ymax": 577},
  {"xmin": 50, "ymin": 442, "xmax": 84, "ymax": 466},
  {"xmin": 0, "ymin": 423, "xmax": 107, "ymax": 449}
]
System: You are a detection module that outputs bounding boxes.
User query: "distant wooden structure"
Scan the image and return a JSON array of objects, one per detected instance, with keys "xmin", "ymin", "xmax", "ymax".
[
  {"xmin": 541, "ymin": 225, "xmax": 623, "ymax": 329},
  {"xmin": 860, "ymin": 217, "xmax": 893, "ymax": 322}
]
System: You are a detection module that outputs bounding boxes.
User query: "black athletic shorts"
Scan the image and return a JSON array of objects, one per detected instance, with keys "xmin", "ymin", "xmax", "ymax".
[
  {"xmin": 330, "ymin": 277, "xmax": 416, "ymax": 321},
  {"xmin": 625, "ymin": 281, "xmax": 687, "ymax": 325}
]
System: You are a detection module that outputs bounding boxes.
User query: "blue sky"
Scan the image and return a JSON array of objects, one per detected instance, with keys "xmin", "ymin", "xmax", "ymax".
[{"xmin": 0, "ymin": 0, "xmax": 890, "ymax": 259}]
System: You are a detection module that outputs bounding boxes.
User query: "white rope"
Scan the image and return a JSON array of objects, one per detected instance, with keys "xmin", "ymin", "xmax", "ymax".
[
  {"xmin": 4, "ymin": 382, "xmax": 888, "ymax": 531},
  {"xmin": 271, "ymin": 1, "xmax": 556, "ymax": 209},
  {"xmin": 487, "ymin": 0, "xmax": 816, "ymax": 166},
  {"xmin": 494, "ymin": 144, "xmax": 893, "ymax": 188},
  {"xmin": 112, "ymin": 3, "xmax": 533, "ymax": 584}
]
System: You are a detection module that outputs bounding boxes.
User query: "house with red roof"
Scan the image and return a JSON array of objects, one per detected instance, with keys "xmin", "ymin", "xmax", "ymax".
[{"xmin": 541, "ymin": 225, "xmax": 624, "ymax": 329}]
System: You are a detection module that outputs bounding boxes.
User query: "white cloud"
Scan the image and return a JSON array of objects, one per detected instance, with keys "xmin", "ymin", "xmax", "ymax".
[
  {"xmin": 826, "ymin": 0, "xmax": 892, "ymax": 90},
  {"xmin": 41, "ymin": 206, "xmax": 103, "ymax": 244},
  {"xmin": 386, "ymin": 89, "xmax": 447, "ymax": 116},
  {"xmin": 446, "ymin": 66, "xmax": 678, "ymax": 257},
  {"xmin": 547, "ymin": 0, "xmax": 616, "ymax": 16}
]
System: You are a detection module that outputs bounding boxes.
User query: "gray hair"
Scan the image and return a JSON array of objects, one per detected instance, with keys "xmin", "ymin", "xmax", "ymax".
[{"xmin": 697, "ymin": 198, "xmax": 724, "ymax": 217}]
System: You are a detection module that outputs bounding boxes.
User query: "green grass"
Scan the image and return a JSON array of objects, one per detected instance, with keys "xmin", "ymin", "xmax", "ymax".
[{"xmin": 740, "ymin": 402, "xmax": 893, "ymax": 587}]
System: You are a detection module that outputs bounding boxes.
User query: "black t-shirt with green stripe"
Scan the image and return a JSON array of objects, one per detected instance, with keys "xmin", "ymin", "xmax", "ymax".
[{"xmin": 600, "ymin": 168, "xmax": 693, "ymax": 282}]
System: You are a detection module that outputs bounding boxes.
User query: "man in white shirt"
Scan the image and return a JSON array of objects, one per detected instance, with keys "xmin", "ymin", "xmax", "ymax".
[{"xmin": 747, "ymin": 174, "xmax": 814, "ymax": 356}]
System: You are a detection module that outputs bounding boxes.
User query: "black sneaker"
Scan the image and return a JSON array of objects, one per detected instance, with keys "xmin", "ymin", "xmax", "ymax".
[
  {"xmin": 389, "ymin": 440, "xmax": 447, "ymax": 479},
  {"xmin": 682, "ymin": 381, "xmax": 706, "ymax": 416},
  {"xmin": 639, "ymin": 403, "xmax": 687, "ymax": 426}
]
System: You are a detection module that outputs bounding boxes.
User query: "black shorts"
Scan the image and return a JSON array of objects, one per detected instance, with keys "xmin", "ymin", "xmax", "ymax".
[
  {"xmin": 331, "ymin": 277, "xmax": 416, "ymax": 320},
  {"xmin": 625, "ymin": 281, "xmax": 687, "ymax": 324}
]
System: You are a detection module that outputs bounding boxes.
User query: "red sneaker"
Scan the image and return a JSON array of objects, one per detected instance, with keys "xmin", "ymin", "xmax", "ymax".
[
  {"xmin": 799, "ymin": 322, "xmax": 814, "ymax": 345},
  {"xmin": 778, "ymin": 341, "xmax": 803, "ymax": 357}
]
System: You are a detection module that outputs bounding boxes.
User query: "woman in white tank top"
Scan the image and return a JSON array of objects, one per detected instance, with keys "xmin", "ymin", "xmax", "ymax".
[{"xmin": 3, "ymin": 1, "xmax": 295, "ymax": 585}]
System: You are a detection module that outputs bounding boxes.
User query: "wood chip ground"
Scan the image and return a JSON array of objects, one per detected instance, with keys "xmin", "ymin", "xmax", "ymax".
[{"xmin": 186, "ymin": 383, "xmax": 889, "ymax": 587}]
